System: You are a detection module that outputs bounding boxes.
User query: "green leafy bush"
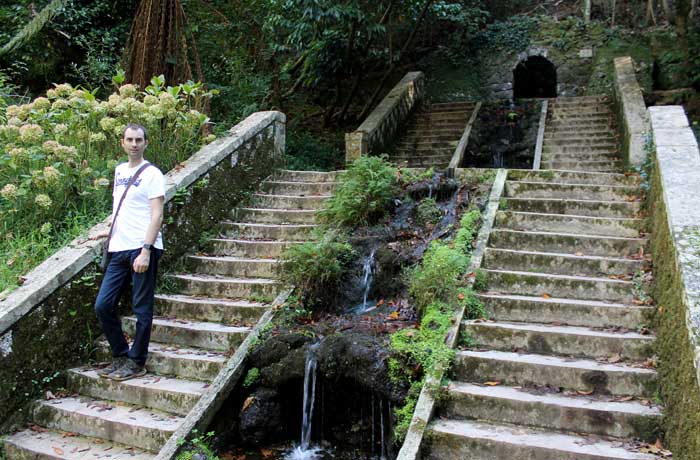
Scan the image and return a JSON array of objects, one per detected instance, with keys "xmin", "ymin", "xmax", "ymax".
[
  {"xmin": 0, "ymin": 76, "xmax": 215, "ymax": 291},
  {"xmin": 176, "ymin": 430, "xmax": 219, "ymax": 460},
  {"xmin": 415, "ymin": 197, "xmax": 442, "ymax": 227},
  {"xmin": 318, "ymin": 155, "xmax": 397, "ymax": 228},
  {"xmin": 408, "ymin": 241, "xmax": 469, "ymax": 315},
  {"xmin": 279, "ymin": 232, "xmax": 355, "ymax": 308},
  {"xmin": 454, "ymin": 209, "xmax": 481, "ymax": 254}
]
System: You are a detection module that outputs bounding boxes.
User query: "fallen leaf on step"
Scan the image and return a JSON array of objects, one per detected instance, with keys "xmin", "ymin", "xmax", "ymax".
[
  {"xmin": 457, "ymin": 292, "xmax": 465, "ymax": 300},
  {"xmin": 260, "ymin": 448, "xmax": 274, "ymax": 458},
  {"xmin": 388, "ymin": 311, "xmax": 400, "ymax": 320},
  {"xmin": 614, "ymin": 396, "xmax": 635, "ymax": 402},
  {"xmin": 61, "ymin": 431, "xmax": 78, "ymax": 437},
  {"xmin": 577, "ymin": 389, "xmax": 594, "ymax": 395},
  {"xmin": 575, "ymin": 251, "xmax": 583, "ymax": 256},
  {"xmin": 607, "ymin": 354, "xmax": 623, "ymax": 363},
  {"xmin": 542, "ymin": 293, "xmax": 551, "ymax": 299},
  {"xmin": 242, "ymin": 396, "xmax": 255, "ymax": 412},
  {"xmin": 52, "ymin": 447, "xmax": 64, "ymax": 456},
  {"xmin": 483, "ymin": 381, "xmax": 501, "ymax": 386}
]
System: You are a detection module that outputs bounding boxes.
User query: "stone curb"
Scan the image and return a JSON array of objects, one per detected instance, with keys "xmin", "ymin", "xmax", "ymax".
[
  {"xmin": 448, "ymin": 103, "xmax": 482, "ymax": 171},
  {"xmin": 613, "ymin": 56, "xmax": 651, "ymax": 169},
  {"xmin": 533, "ymin": 100, "xmax": 548, "ymax": 170}
]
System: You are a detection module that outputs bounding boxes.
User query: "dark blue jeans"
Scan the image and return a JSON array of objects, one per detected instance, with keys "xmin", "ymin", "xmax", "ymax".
[{"xmin": 95, "ymin": 248, "xmax": 162, "ymax": 367}]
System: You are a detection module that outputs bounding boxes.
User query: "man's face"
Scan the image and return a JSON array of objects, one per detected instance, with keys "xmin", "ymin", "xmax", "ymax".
[{"xmin": 121, "ymin": 127, "xmax": 148, "ymax": 160}]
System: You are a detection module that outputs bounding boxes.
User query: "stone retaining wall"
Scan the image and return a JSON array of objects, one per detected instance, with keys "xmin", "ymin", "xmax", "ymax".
[
  {"xmin": 648, "ymin": 105, "xmax": 700, "ymax": 458},
  {"xmin": 345, "ymin": 72, "xmax": 424, "ymax": 162},
  {"xmin": 0, "ymin": 111, "xmax": 286, "ymax": 432},
  {"xmin": 613, "ymin": 56, "xmax": 651, "ymax": 168}
]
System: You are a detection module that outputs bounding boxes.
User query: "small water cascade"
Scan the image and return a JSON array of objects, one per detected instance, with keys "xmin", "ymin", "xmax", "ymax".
[
  {"xmin": 352, "ymin": 248, "xmax": 377, "ymax": 314},
  {"xmin": 287, "ymin": 343, "xmax": 323, "ymax": 460}
]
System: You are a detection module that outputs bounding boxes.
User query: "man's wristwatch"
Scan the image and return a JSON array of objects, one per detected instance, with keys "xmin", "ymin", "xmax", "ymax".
[{"xmin": 142, "ymin": 243, "xmax": 154, "ymax": 251}]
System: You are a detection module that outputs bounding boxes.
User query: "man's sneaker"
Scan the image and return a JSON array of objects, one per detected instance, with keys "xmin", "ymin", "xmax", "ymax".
[
  {"xmin": 108, "ymin": 359, "xmax": 147, "ymax": 381},
  {"xmin": 96, "ymin": 356, "xmax": 129, "ymax": 378}
]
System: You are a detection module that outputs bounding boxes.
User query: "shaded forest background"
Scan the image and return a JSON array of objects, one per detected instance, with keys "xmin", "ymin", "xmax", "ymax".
[{"xmin": 1, "ymin": 0, "xmax": 699, "ymax": 170}]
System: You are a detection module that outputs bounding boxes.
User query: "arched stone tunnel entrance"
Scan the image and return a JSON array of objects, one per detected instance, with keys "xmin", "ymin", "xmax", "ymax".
[{"xmin": 513, "ymin": 56, "xmax": 557, "ymax": 98}]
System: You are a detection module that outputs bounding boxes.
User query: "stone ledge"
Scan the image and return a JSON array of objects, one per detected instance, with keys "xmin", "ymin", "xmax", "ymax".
[
  {"xmin": 613, "ymin": 56, "xmax": 651, "ymax": 168},
  {"xmin": 0, "ymin": 111, "xmax": 285, "ymax": 337}
]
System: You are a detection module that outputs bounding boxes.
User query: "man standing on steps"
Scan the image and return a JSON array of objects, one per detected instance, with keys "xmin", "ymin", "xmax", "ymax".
[{"xmin": 90, "ymin": 123, "xmax": 165, "ymax": 381}]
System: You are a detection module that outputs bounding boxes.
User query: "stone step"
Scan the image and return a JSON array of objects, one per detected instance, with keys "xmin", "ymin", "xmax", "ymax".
[
  {"xmin": 504, "ymin": 180, "xmax": 640, "ymax": 201},
  {"xmin": 223, "ymin": 221, "xmax": 317, "ymax": 241},
  {"xmin": 488, "ymin": 229, "xmax": 646, "ymax": 258},
  {"xmin": 544, "ymin": 152, "xmax": 621, "ymax": 162},
  {"xmin": 400, "ymin": 132, "xmax": 463, "ymax": 143},
  {"xmin": 414, "ymin": 112, "xmax": 470, "ymax": 121},
  {"xmin": 543, "ymin": 137, "xmax": 618, "ymax": 146},
  {"xmin": 4, "ymin": 429, "xmax": 156, "ymax": 460},
  {"xmin": 544, "ymin": 132, "xmax": 617, "ymax": 141},
  {"xmin": 424, "ymin": 419, "xmax": 658, "ymax": 460},
  {"xmin": 548, "ymin": 112, "xmax": 613, "ymax": 121},
  {"xmin": 507, "ymin": 170, "xmax": 641, "ymax": 186},
  {"xmin": 405, "ymin": 126, "xmax": 466, "ymax": 136},
  {"xmin": 425, "ymin": 101, "xmax": 476, "ymax": 110},
  {"xmin": 272, "ymin": 169, "xmax": 340, "ymax": 183},
  {"xmin": 452, "ymin": 349, "xmax": 657, "ymax": 397},
  {"xmin": 395, "ymin": 146, "xmax": 454, "ymax": 155},
  {"xmin": 407, "ymin": 119, "xmax": 467, "ymax": 129},
  {"xmin": 260, "ymin": 180, "xmax": 337, "ymax": 196},
  {"xmin": 169, "ymin": 273, "xmax": 282, "ymax": 302},
  {"xmin": 392, "ymin": 152, "xmax": 454, "ymax": 162},
  {"xmin": 122, "ymin": 316, "xmax": 250, "ymax": 352},
  {"xmin": 462, "ymin": 321, "xmax": 654, "ymax": 361},
  {"xmin": 551, "ymin": 96, "xmax": 610, "ymax": 105},
  {"xmin": 543, "ymin": 144, "xmax": 618, "ymax": 154},
  {"xmin": 391, "ymin": 157, "xmax": 452, "ymax": 169},
  {"xmin": 234, "ymin": 207, "xmax": 318, "ymax": 224},
  {"xmin": 250, "ymin": 193, "xmax": 329, "ymax": 210},
  {"xmin": 188, "ymin": 254, "xmax": 279, "ymax": 278},
  {"xmin": 66, "ymin": 368, "xmax": 206, "ymax": 416},
  {"xmin": 207, "ymin": 238, "xmax": 300, "ymax": 258},
  {"xmin": 443, "ymin": 382, "xmax": 661, "ymax": 440},
  {"xmin": 483, "ymin": 269, "xmax": 638, "ymax": 303},
  {"xmin": 502, "ymin": 197, "xmax": 641, "ymax": 218},
  {"xmin": 155, "ymin": 293, "xmax": 269, "ymax": 324},
  {"xmin": 32, "ymin": 396, "xmax": 182, "ymax": 452},
  {"xmin": 495, "ymin": 211, "xmax": 644, "ymax": 238},
  {"xmin": 98, "ymin": 340, "xmax": 226, "ymax": 381},
  {"xmin": 395, "ymin": 139, "xmax": 459, "ymax": 149},
  {"xmin": 483, "ymin": 247, "xmax": 643, "ymax": 277},
  {"xmin": 541, "ymin": 160, "xmax": 623, "ymax": 172},
  {"xmin": 547, "ymin": 119, "xmax": 615, "ymax": 128},
  {"xmin": 478, "ymin": 293, "xmax": 652, "ymax": 329}
]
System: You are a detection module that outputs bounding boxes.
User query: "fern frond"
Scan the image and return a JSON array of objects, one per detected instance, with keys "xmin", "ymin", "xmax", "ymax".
[{"xmin": 0, "ymin": 0, "xmax": 67, "ymax": 57}]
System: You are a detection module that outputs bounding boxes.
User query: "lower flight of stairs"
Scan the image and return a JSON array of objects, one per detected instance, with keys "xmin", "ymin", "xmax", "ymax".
[
  {"xmin": 542, "ymin": 95, "xmax": 622, "ymax": 172},
  {"xmin": 422, "ymin": 168, "xmax": 663, "ymax": 460},
  {"xmin": 2, "ymin": 169, "xmax": 338, "ymax": 459},
  {"xmin": 390, "ymin": 101, "xmax": 476, "ymax": 168}
]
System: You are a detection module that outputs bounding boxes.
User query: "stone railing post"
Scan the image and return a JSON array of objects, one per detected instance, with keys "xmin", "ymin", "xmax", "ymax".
[{"xmin": 613, "ymin": 56, "xmax": 651, "ymax": 168}]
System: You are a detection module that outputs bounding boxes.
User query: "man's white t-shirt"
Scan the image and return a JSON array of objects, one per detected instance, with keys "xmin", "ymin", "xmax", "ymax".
[{"xmin": 109, "ymin": 161, "xmax": 165, "ymax": 252}]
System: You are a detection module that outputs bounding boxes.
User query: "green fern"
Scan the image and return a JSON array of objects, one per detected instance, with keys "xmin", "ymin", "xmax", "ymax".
[{"xmin": 0, "ymin": 0, "xmax": 66, "ymax": 57}]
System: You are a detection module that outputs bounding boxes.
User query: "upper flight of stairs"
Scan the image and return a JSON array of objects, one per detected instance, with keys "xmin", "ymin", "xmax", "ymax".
[
  {"xmin": 542, "ymin": 95, "xmax": 622, "ymax": 172},
  {"xmin": 390, "ymin": 101, "xmax": 476, "ymax": 168},
  {"xmin": 422, "ymin": 97, "xmax": 663, "ymax": 460},
  {"xmin": 2, "ymin": 170, "xmax": 338, "ymax": 460}
]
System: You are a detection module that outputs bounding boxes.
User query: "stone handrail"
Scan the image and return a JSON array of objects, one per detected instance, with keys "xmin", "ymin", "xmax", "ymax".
[
  {"xmin": 532, "ymin": 100, "xmax": 549, "ymax": 170},
  {"xmin": 396, "ymin": 168, "xmax": 508, "ymax": 460},
  {"xmin": 648, "ymin": 105, "xmax": 700, "ymax": 456},
  {"xmin": 345, "ymin": 71, "xmax": 425, "ymax": 162},
  {"xmin": 613, "ymin": 56, "xmax": 651, "ymax": 168},
  {"xmin": 0, "ymin": 111, "xmax": 285, "ymax": 336},
  {"xmin": 448, "ymin": 102, "xmax": 482, "ymax": 171}
]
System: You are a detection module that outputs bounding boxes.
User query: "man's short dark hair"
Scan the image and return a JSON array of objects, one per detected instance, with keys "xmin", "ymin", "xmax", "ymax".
[{"xmin": 122, "ymin": 123, "xmax": 148, "ymax": 140}]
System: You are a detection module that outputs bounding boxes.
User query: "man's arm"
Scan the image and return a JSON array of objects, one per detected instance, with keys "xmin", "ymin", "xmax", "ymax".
[{"xmin": 133, "ymin": 196, "xmax": 164, "ymax": 273}]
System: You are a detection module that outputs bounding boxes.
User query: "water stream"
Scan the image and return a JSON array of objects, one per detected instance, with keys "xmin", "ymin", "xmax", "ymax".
[
  {"xmin": 286, "ymin": 343, "xmax": 323, "ymax": 460},
  {"xmin": 352, "ymin": 248, "xmax": 377, "ymax": 315}
]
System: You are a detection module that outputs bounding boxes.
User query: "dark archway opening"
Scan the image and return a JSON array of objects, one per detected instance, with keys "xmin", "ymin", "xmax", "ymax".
[{"xmin": 513, "ymin": 56, "xmax": 557, "ymax": 99}]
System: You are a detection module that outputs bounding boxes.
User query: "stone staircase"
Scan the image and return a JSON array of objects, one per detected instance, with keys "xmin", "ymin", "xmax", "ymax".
[
  {"xmin": 422, "ymin": 97, "xmax": 663, "ymax": 459},
  {"xmin": 390, "ymin": 101, "xmax": 476, "ymax": 168},
  {"xmin": 542, "ymin": 95, "xmax": 622, "ymax": 172},
  {"xmin": 2, "ymin": 169, "xmax": 338, "ymax": 460}
]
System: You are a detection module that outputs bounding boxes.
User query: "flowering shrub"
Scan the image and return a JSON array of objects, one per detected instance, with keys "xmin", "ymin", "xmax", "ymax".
[{"xmin": 0, "ymin": 75, "xmax": 217, "ymax": 292}]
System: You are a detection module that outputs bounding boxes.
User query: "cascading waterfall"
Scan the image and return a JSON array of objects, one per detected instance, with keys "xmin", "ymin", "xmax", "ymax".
[
  {"xmin": 287, "ymin": 343, "xmax": 323, "ymax": 460},
  {"xmin": 352, "ymin": 248, "xmax": 377, "ymax": 314}
]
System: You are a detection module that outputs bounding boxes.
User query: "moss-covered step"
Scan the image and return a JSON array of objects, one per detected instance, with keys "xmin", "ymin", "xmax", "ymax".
[
  {"xmin": 395, "ymin": 138, "xmax": 460, "ymax": 149},
  {"xmin": 543, "ymin": 153, "xmax": 621, "ymax": 164},
  {"xmin": 3, "ymin": 429, "xmax": 155, "ymax": 460},
  {"xmin": 477, "ymin": 293, "xmax": 652, "ymax": 329},
  {"xmin": 548, "ymin": 112, "xmax": 613, "ymax": 120},
  {"xmin": 395, "ymin": 145, "xmax": 454, "ymax": 155},
  {"xmin": 452, "ymin": 349, "xmax": 657, "ymax": 397},
  {"xmin": 506, "ymin": 170, "xmax": 640, "ymax": 187},
  {"xmin": 207, "ymin": 238, "xmax": 300, "ymax": 258},
  {"xmin": 168, "ymin": 273, "xmax": 281, "ymax": 301},
  {"xmin": 97, "ymin": 340, "xmax": 225, "ymax": 381},
  {"xmin": 502, "ymin": 197, "xmax": 641, "ymax": 218},
  {"xmin": 543, "ymin": 131, "xmax": 615, "ymax": 140},
  {"xmin": 259, "ymin": 180, "xmax": 337, "ymax": 196},
  {"xmin": 66, "ymin": 368, "xmax": 206, "ymax": 416},
  {"xmin": 540, "ymin": 160, "xmax": 623, "ymax": 172},
  {"xmin": 234, "ymin": 207, "xmax": 319, "ymax": 225},
  {"xmin": 222, "ymin": 221, "xmax": 317, "ymax": 241},
  {"xmin": 543, "ymin": 145, "xmax": 619, "ymax": 155},
  {"xmin": 483, "ymin": 248, "xmax": 643, "ymax": 277},
  {"xmin": 249, "ymin": 193, "xmax": 330, "ymax": 210},
  {"xmin": 550, "ymin": 96, "xmax": 609, "ymax": 105},
  {"xmin": 442, "ymin": 382, "xmax": 661, "ymax": 441},
  {"xmin": 488, "ymin": 229, "xmax": 647, "ymax": 257},
  {"xmin": 32, "ymin": 396, "xmax": 182, "ymax": 452},
  {"xmin": 404, "ymin": 126, "xmax": 466, "ymax": 136},
  {"xmin": 504, "ymin": 181, "xmax": 639, "ymax": 201},
  {"xmin": 461, "ymin": 321, "xmax": 654, "ymax": 361},
  {"xmin": 155, "ymin": 293, "xmax": 269, "ymax": 324},
  {"xmin": 122, "ymin": 316, "xmax": 250, "ymax": 351},
  {"xmin": 483, "ymin": 269, "xmax": 637, "ymax": 303},
  {"xmin": 187, "ymin": 254, "xmax": 279, "ymax": 278},
  {"xmin": 546, "ymin": 120, "xmax": 615, "ymax": 129},
  {"xmin": 413, "ymin": 112, "xmax": 470, "ymax": 121},
  {"xmin": 272, "ymin": 169, "xmax": 341, "ymax": 183},
  {"xmin": 495, "ymin": 211, "xmax": 643, "ymax": 238},
  {"xmin": 422, "ymin": 419, "xmax": 659, "ymax": 460}
]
